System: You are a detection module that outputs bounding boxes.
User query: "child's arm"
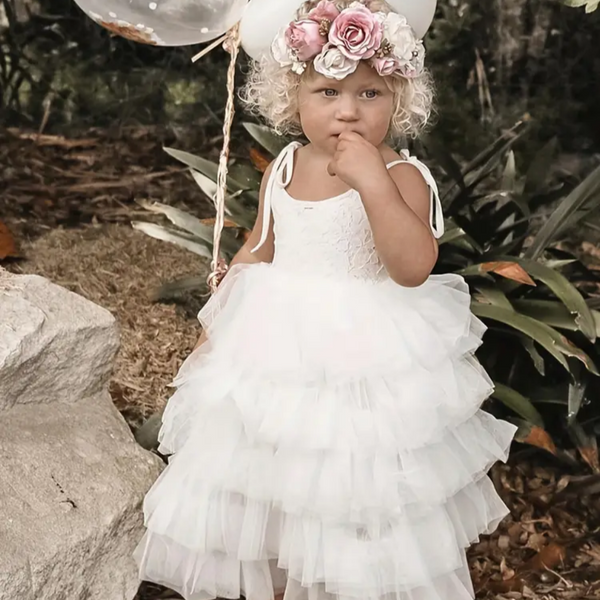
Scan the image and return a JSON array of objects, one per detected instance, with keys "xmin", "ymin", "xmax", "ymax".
[
  {"xmin": 192, "ymin": 162, "xmax": 275, "ymax": 351},
  {"xmin": 362, "ymin": 163, "xmax": 438, "ymax": 286},
  {"xmin": 329, "ymin": 132, "xmax": 437, "ymax": 287}
]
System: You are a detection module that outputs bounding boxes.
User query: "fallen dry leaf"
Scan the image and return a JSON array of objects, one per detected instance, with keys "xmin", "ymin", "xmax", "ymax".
[
  {"xmin": 584, "ymin": 542, "xmax": 600, "ymax": 564},
  {"xmin": 481, "ymin": 261, "xmax": 536, "ymax": 286},
  {"xmin": 500, "ymin": 556, "xmax": 516, "ymax": 580},
  {"xmin": 250, "ymin": 147, "xmax": 271, "ymax": 173},
  {"xmin": 488, "ymin": 575, "xmax": 525, "ymax": 594},
  {"xmin": 489, "ymin": 543, "xmax": 567, "ymax": 593},
  {"xmin": 525, "ymin": 532, "xmax": 548, "ymax": 552},
  {"xmin": 0, "ymin": 220, "xmax": 18, "ymax": 259},
  {"xmin": 577, "ymin": 443, "xmax": 600, "ymax": 474},
  {"xmin": 520, "ymin": 542, "xmax": 567, "ymax": 573},
  {"xmin": 522, "ymin": 426, "xmax": 558, "ymax": 455},
  {"xmin": 498, "ymin": 535, "xmax": 511, "ymax": 550},
  {"xmin": 199, "ymin": 218, "xmax": 238, "ymax": 228}
]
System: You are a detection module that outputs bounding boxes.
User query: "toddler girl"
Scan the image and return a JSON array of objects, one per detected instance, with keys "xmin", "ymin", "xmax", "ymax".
[{"xmin": 135, "ymin": 2, "xmax": 517, "ymax": 599}]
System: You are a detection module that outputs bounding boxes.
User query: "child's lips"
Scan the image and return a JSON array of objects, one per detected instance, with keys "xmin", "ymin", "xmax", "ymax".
[{"xmin": 332, "ymin": 130, "xmax": 359, "ymax": 138}]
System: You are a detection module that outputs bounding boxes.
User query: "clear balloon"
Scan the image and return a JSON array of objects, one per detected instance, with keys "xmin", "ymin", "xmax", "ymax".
[
  {"xmin": 240, "ymin": 0, "xmax": 437, "ymax": 60},
  {"xmin": 74, "ymin": 0, "xmax": 248, "ymax": 46}
]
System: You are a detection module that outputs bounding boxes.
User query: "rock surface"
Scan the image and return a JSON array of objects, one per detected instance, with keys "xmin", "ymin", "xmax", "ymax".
[
  {"xmin": 0, "ymin": 270, "xmax": 118, "ymax": 410},
  {"xmin": 0, "ymin": 267, "xmax": 164, "ymax": 600}
]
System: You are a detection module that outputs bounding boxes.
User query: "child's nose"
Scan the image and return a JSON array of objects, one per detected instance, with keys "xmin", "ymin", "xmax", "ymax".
[{"xmin": 335, "ymin": 97, "xmax": 359, "ymax": 121}]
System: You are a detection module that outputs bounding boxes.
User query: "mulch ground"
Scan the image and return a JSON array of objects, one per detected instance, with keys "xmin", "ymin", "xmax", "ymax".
[{"xmin": 1, "ymin": 127, "xmax": 599, "ymax": 600}]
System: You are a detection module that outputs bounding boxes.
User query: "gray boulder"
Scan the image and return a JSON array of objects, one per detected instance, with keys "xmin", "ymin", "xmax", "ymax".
[{"xmin": 0, "ymin": 268, "xmax": 163, "ymax": 600}]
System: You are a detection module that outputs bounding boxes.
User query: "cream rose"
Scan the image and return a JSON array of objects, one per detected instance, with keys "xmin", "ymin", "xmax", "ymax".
[
  {"xmin": 313, "ymin": 44, "xmax": 359, "ymax": 80},
  {"xmin": 271, "ymin": 27, "xmax": 294, "ymax": 67},
  {"xmin": 384, "ymin": 12, "xmax": 418, "ymax": 63}
]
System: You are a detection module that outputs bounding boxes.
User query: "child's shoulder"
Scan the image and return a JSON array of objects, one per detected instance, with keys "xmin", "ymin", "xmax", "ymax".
[{"xmin": 380, "ymin": 146, "xmax": 405, "ymax": 167}]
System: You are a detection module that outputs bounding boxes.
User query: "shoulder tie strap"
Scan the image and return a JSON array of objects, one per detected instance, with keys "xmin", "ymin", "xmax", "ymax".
[
  {"xmin": 251, "ymin": 141, "xmax": 302, "ymax": 253},
  {"xmin": 386, "ymin": 150, "xmax": 444, "ymax": 239}
]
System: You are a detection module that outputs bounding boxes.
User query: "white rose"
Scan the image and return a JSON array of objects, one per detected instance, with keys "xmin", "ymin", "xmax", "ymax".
[
  {"xmin": 396, "ymin": 40, "xmax": 425, "ymax": 78},
  {"xmin": 384, "ymin": 13, "xmax": 417, "ymax": 63},
  {"xmin": 313, "ymin": 44, "xmax": 359, "ymax": 80},
  {"xmin": 271, "ymin": 27, "xmax": 293, "ymax": 66}
]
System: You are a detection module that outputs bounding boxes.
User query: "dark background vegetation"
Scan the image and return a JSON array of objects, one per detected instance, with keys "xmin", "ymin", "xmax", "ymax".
[{"xmin": 1, "ymin": 0, "xmax": 599, "ymax": 157}]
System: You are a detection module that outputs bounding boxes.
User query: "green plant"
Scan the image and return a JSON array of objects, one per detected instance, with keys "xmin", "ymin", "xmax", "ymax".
[{"xmin": 133, "ymin": 122, "xmax": 600, "ymax": 468}]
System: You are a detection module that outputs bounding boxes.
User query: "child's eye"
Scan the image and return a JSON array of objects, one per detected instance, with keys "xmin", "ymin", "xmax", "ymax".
[
  {"xmin": 321, "ymin": 89, "xmax": 338, "ymax": 97},
  {"xmin": 363, "ymin": 89, "xmax": 381, "ymax": 99}
]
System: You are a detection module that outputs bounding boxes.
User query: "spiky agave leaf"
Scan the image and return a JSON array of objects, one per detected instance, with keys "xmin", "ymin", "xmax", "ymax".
[
  {"xmin": 243, "ymin": 122, "xmax": 288, "ymax": 157},
  {"xmin": 131, "ymin": 221, "xmax": 213, "ymax": 258},
  {"xmin": 526, "ymin": 164, "xmax": 600, "ymax": 260},
  {"xmin": 491, "ymin": 383, "xmax": 544, "ymax": 428},
  {"xmin": 463, "ymin": 256, "xmax": 596, "ymax": 341}
]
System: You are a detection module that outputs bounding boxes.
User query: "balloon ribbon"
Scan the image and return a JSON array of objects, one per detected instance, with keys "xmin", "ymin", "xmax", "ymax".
[
  {"xmin": 192, "ymin": 33, "xmax": 228, "ymax": 63},
  {"xmin": 206, "ymin": 24, "xmax": 240, "ymax": 294}
]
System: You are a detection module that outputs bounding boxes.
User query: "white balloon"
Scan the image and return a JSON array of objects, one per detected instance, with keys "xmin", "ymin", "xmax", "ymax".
[
  {"xmin": 240, "ymin": 0, "xmax": 298, "ymax": 61},
  {"xmin": 74, "ymin": 0, "xmax": 248, "ymax": 46},
  {"xmin": 388, "ymin": 0, "xmax": 437, "ymax": 39},
  {"xmin": 240, "ymin": 0, "xmax": 437, "ymax": 60}
]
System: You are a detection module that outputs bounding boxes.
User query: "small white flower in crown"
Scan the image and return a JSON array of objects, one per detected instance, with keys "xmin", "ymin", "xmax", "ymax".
[{"xmin": 270, "ymin": 0, "xmax": 426, "ymax": 80}]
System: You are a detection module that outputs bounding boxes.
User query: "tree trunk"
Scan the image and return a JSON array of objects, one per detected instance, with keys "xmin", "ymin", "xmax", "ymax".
[{"xmin": 491, "ymin": 0, "xmax": 554, "ymax": 108}]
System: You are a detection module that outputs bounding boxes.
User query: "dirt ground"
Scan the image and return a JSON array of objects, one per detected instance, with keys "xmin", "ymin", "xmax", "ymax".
[
  {"xmin": 1, "ymin": 126, "xmax": 216, "ymax": 424},
  {"xmin": 8, "ymin": 223, "xmax": 208, "ymax": 425},
  {"xmin": 2, "ymin": 128, "xmax": 600, "ymax": 600}
]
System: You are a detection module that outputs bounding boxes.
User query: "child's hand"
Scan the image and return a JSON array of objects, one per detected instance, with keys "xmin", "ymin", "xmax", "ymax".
[{"xmin": 327, "ymin": 131, "xmax": 388, "ymax": 192}]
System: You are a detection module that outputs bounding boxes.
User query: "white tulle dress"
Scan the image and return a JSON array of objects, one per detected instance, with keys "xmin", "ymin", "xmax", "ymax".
[{"xmin": 134, "ymin": 142, "xmax": 517, "ymax": 600}]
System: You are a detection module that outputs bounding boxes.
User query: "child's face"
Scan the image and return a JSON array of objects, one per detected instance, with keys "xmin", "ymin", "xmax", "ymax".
[{"xmin": 297, "ymin": 62, "xmax": 395, "ymax": 154}]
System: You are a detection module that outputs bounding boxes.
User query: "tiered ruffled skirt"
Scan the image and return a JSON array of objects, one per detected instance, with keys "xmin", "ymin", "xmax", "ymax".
[{"xmin": 134, "ymin": 264, "xmax": 517, "ymax": 600}]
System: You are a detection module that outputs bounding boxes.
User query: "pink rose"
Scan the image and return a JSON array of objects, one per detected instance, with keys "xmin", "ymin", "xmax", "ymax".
[
  {"xmin": 371, "ymin": 55, "xmax": 400, "ymax": 76},
  {"xmin": 328, "ymin": 3, "xmax": 383, "ymax": 61},
  {"xmin": 308, "ymin": 0, "xmax": 340, "ymax": 24},
  {"xmin": 285, "ymin": 19, "xmax": 326, "ymax": 62}
]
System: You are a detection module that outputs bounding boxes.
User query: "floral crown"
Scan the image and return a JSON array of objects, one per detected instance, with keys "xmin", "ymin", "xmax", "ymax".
[{"xmin": 270, "ymin": 0, "xmax": 425, "ymax": 80}]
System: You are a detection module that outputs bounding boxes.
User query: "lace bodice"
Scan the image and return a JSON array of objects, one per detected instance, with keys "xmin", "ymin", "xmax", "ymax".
[
  {"xmin": 273, "ymin": 187, "xmax": 386, "ymax": 281},
  {"xmin": 251, "ymin": 142, "xmax": 443, "ymax": 283}
]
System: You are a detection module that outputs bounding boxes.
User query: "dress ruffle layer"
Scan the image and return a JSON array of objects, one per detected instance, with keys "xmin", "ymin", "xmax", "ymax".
[{"xmin": 135, "ymin": 263, "xmax": 517, "ymax": 600}]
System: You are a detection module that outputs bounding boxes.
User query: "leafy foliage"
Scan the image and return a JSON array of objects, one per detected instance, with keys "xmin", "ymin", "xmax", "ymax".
[
  {"xmin": 425, "ymin": 1, "xmax": 600, "ymax": 156},
  {"xmin": 133, "ymin": 122, "xmax": 600, "ymax": 467},
  {"xmin": 2, "ymin": 0, "xmax": 600, "ymax": 152}
]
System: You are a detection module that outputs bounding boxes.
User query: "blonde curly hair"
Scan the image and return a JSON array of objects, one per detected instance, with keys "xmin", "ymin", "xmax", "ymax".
[{"xmin": 240, "ymin": 0, "xmax": 434, "ymax": 140}]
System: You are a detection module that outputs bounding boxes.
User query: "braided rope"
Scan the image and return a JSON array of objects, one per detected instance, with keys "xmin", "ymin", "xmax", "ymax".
[{"xmin": 207, "ymin": 23, "xmax": 240, "ymax": 294}]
